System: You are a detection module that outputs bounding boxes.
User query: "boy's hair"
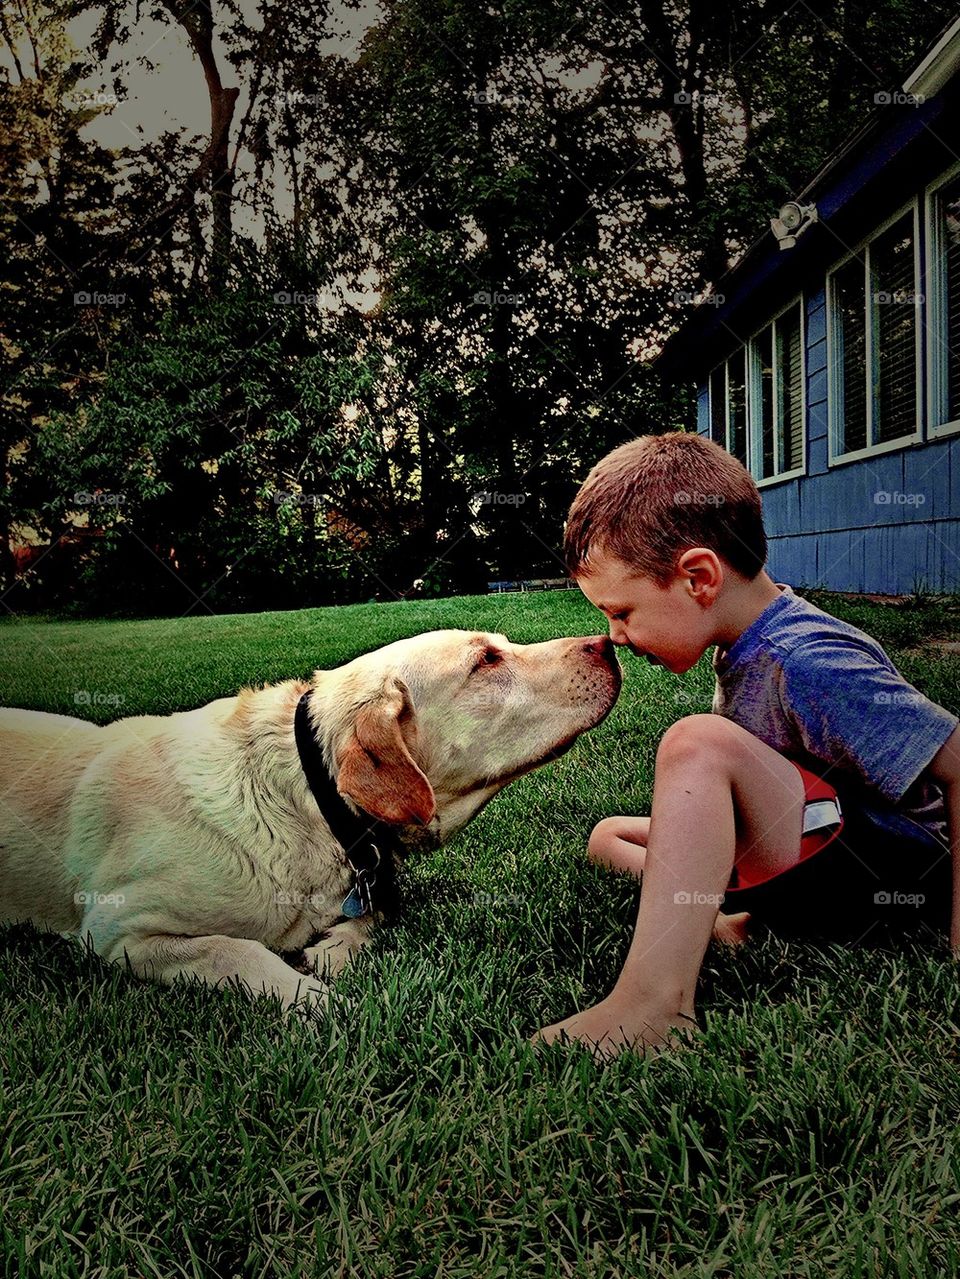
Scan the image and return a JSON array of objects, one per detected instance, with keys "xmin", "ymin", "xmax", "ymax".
[{"xmin": 564, "ymin": 432, "xmax": 767, "ymax": 584}]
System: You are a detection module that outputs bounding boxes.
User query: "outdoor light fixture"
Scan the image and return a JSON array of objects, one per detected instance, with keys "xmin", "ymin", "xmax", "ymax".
[{"xmin": 770, "ymin": 200, "xmax": 818, "ymax": 249}]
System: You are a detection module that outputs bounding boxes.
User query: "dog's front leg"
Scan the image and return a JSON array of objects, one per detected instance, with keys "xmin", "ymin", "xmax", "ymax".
[
  {"xmin": 303, "ymin": 917, "xmax": 375, "ymax": 982},
  {"xmin": 103, "ymin": 932, "xmax": 330, "ymax": 1013}
]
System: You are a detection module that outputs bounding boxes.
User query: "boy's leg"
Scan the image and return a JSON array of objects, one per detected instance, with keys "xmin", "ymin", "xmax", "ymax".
[
  {"xmin": 588, "ymin": 814, "xmax": 752, "ymax": 946},
  {"xmin": 534, "ymin": 714, "xmax": 806, "ymax": 1057},
  {"xmin": 588, "ymin": 816, "xmax": 650, "ymax": 875}
]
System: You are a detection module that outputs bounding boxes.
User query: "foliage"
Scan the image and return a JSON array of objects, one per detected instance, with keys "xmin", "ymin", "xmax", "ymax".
[{"xmin": 2, "ymin": 0, "xmax": 957, "ymax": 613}]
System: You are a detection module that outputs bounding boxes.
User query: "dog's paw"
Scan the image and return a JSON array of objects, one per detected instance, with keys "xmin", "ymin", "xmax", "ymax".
[
  {"xmin": 286, "ymin": 976, "xmax": 331, "ymax": 1021},
  {"xmin": 303, "ymin": 920, "xmax": 370, "ymax": 982}
]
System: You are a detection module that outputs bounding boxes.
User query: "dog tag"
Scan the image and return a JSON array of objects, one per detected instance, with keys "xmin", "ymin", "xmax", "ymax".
[
  {"xmin": 341, "ymin": 868, "xmax": 376, "ymax": 917},
  {"xmin": 341, "ymin": 884, "xmax": 366, "ymax": 918}
]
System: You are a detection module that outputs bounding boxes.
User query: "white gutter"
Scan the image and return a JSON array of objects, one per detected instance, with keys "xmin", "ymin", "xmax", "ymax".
[{"xmin": 903, "ymin": 16, "xmax": 960, "ymax": 97}]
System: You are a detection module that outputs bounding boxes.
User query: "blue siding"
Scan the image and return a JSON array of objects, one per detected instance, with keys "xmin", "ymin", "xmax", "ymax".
[
  {"xmin": 763, "ymin": 436, "xmax": 960, "ymax": 593},
  {"xmin": 695, "ymin": 277, "xmax": 959, "ymax": 594},
  {"xmin": 677, "ymin": 66, "xmax": 960, "ymax": 593}
]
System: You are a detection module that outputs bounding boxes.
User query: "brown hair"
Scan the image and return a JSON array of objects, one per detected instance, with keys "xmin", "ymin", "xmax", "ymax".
[{"xmin": 564, "ymin": 432, "xmax": 767, "ymax": 584}]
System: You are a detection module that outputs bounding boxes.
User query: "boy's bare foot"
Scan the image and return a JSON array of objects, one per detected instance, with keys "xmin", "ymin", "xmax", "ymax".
[
  {"xmin": 530, "ymin": 993, "xmax": 698, "ymax": 1060},
  {"xmin": 712, "ymin": 910, "xmax": 751, "ymax": 948}
]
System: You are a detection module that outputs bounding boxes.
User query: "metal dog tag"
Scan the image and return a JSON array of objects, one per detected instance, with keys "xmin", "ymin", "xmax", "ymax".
[{"xmin": 341, "ymin": 868, "xmax": 376, "ymax": 918}]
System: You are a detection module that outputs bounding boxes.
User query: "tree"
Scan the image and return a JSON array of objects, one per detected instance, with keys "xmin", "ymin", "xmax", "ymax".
[{"xmin": 4, "ymin": 0, "xmax": 956, "ymax": 611}]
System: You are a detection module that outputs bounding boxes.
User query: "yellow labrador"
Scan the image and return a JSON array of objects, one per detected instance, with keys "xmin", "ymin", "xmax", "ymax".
[{"xmin": 0, "ymin": 630, "xmax": 620, "ymax": 1010}]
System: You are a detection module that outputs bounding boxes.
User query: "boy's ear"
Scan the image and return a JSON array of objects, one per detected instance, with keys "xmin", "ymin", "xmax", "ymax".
[{"xmin": 676, "ymin": 547, "xmax": 723, "ymax": 599}]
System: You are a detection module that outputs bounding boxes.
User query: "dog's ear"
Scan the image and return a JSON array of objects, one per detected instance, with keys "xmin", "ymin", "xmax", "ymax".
[{"xmin": 336, "ymin": 677, "xmax": 436, "ymax": 826}]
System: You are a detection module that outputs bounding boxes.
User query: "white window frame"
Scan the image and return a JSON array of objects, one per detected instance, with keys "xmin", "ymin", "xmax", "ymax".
[
  {"xmin": 826, "ymin": 196, "xmax": 923, "ymax": 467},
  {"xmin": 746, "ymin": 294, "xmax": 806, "ymax": 488},
  {"xmin": 705, "ymin": 296, "xmax": 806, "ymax": 487},
  {"xmin": 707, "ymin": 354, "xmax": 747, "ymax": 463},
  {"xmin": 706, "ymin": 360, "xmax": 727, "ymax": 450},
  {"xmin": 924, "ymin": 158, "xmax": 960, "ymax": 440}
]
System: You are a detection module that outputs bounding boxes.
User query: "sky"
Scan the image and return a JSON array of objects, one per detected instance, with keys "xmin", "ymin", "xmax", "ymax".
[{"xmin": 1, "ymin": 1, "xmax": 378, "ymax": 302}]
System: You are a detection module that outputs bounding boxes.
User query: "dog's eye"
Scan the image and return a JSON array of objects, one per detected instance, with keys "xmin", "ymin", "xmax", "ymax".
[{"xmin": 473, "ymin": 647, "xmax": 502, "ymax": 671}]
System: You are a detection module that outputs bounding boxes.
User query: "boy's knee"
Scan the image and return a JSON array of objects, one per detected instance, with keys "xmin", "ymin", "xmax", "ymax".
[{"xmin": 657, "ymin": 713, "xmax": 745, "ymax": 773}]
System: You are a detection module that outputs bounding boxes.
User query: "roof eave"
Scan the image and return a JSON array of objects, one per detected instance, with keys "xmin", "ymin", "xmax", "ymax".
[{"xmin": 903, "ymin": 16, "xmax": 960, "ymax": 97}]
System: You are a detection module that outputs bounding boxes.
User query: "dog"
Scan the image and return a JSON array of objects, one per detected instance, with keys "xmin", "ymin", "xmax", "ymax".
[{"xmin": 0, "ymin": 630, "xmax": 620, "ymax": 1010}]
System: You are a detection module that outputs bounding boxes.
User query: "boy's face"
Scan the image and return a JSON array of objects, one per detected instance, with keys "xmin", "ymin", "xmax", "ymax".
[{"xmin": 575, "ymin": 550, "xmax": 719, "ymax": 675}]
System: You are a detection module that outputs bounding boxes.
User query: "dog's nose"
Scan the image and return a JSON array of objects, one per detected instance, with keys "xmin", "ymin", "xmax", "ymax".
[{"xmin": 582, "ymin": 636, "xmax": 614, "ymax": 660}]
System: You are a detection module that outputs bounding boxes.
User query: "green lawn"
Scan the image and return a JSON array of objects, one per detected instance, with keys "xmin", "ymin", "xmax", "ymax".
[{"xmin": 2, "ymin": 590, "xmax": 960, "ymax": 1278}]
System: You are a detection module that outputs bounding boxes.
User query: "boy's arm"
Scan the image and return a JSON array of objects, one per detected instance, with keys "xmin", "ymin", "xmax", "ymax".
[{"xmin": 928, "ymin": 726, "xmax": 960, "ymax": 954}]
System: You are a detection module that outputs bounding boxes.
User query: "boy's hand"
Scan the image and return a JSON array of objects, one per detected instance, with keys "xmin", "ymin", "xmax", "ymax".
[{"xmin": 711, "ymin": 910, "xmax": 751, "ymax": 948}]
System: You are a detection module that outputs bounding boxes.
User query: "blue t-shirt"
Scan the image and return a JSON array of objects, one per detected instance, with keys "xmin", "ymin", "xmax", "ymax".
[{"xmin": 712, "ymin": 586, "xmax": 957, "ymax": 845}]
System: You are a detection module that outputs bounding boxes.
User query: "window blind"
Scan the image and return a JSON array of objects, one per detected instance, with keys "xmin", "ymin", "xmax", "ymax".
[
  {"xmin": 755, "ymin": 324, "xmax": 775, "ymax": 478},
  {"xmin": 709, "ymin": 366, "xmax": 726, "ymax": 445},
  {"xmin": 776, "ymin": 303, "xmax": 804, "ymax": 472},
  {"xmin": 727, "ymin": 348, "xmax": 747, "ymax": 465},
  {"xmin": 871, "ymin": 212, "xmax": 917, "ymax": 444},
  {"xmin": 833, "ymin": 257, "xmax": 867, "ymax": 453},
  {"xmin": 939, "ymin": 178, "xmax": 960, "ymax": 426}
]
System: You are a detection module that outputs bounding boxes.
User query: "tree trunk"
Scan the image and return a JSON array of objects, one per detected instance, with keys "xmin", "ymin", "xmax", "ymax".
[{"xmin": 161, "ymin": 0, "xmax": 240, "ymax": 281}]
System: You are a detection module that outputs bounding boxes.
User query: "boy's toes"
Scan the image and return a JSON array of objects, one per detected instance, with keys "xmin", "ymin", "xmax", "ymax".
[{"xmin": 712, "ymin": 910, "xmax": 751, "ymax": 948}]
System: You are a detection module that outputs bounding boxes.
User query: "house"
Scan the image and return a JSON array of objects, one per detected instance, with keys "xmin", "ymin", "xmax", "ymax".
[{"xmin": 657, "ymin": 17, "xmax": 960, "ymax": 594}]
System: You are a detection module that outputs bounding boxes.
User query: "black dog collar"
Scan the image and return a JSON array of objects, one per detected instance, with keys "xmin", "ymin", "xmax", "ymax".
[{"xmin": 294, "ymin": 690, "xmax": 401, "ymax": 919}]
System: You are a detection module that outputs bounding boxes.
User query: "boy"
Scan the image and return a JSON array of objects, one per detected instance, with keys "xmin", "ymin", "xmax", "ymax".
[{"xmin": 533, "ymin": 432, "xmax": 960, "ymax": 1058}]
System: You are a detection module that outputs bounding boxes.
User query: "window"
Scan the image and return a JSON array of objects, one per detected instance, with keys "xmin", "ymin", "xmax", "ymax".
[
  {"xmin": 749, "ymin": 299, "xmax": 804, "ymax": 481},
  {"xmin": 928, "ymin": 169, "xmax": 960, "ymax": 433},
  {"xmin": 827, "ymin": 206, "xmax": 920, "ymax": 460},
  {"xmin": 833, "ymin": 258, "xmax": 868, "ymax": 453},
  {"xmin": 872, "ymin": 215, "xmax": 919, "ymax": 443},
  {"xmin": 755, "ymin": 324, "xmax": 775, "ymax": 477},
  {"xmin": 709, "ymin": 365, "xmax": 726, "ymax": 446},
  {"xmin": 707, "ymin": 296, "xmax": 804, "ymax": 482},
  {"xmin": 707, "ymin": 351, "xmax": 747, "ymax": 466},
  {"xmin": 727, "ymin": 348, "xmax": 747, "ymax": 466}
]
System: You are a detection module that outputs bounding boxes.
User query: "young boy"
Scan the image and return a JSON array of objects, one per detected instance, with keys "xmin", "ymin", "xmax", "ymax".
[{"xmin": 533, "ymin": 432, "xmax": 960, "ymax": 1058}]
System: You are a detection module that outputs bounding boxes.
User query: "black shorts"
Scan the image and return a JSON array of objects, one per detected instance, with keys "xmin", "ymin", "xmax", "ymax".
[{"xmin": 721, "ymin": 806, "xmax": 952, "ymax": 943}]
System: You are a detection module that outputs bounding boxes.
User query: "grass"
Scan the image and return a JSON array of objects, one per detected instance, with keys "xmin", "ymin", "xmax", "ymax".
[{"xmin": 1, "ymin": 589, "xmax": 960, "ymax": 1278}]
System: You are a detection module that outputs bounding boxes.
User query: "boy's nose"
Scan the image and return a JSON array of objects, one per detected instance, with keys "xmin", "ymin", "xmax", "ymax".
[{"xmin": 608, "ymin": 620, "xmax": 629, "ymax": 646}]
